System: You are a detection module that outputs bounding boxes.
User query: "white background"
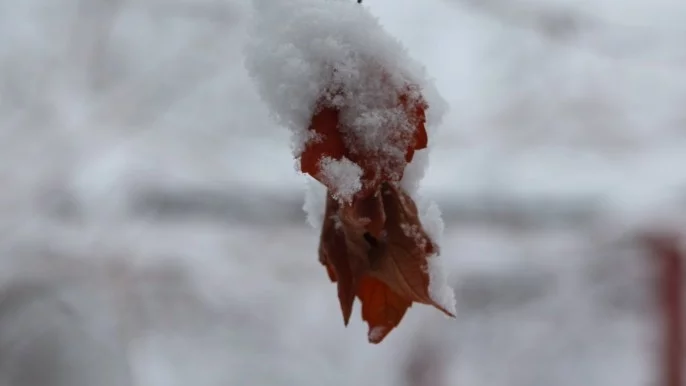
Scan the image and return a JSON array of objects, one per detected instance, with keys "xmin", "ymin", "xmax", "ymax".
[{"xmin": 0, "ymin": 0, "xmax": 683, "ymax": 384}]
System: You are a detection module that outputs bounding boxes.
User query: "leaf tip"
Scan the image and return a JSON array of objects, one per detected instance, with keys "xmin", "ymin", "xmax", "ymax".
[
  {"xmin": 368, "ymin": 326, "xmax": 389, "ymax": 344},
  {"xmin": 431, "ymin": 297, "xmax": 457, "ymax": 319},
  {"xmin": 342, "ymin": 310, "xmax": 352, "ymax": 326},
  {"xmin": 338, "ymin": 291, "xmax": 354, "ymax": 327}
]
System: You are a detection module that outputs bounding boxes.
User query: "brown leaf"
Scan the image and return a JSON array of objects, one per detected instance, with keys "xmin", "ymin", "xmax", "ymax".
[
  {"xmin": 368, "ymin": 183, "xmax": 454, "ymax": 317},
  {"xmin": 357, "ymin": 275, "xmax": 411, "ymax": 343},
  {"xmin": 318, "ymin": 195, "xmax": 355, "ymax": 325},
  {"xmin": 299, "ymin": 82, "xmax": 429, "ymax": 201},
  {"xmin": 306, "ymin": 75, "xmax": 452, "ymax": 343},
  {"xmin": 318, "ymin": 182, "xmax": 454, "ymax": 344}
]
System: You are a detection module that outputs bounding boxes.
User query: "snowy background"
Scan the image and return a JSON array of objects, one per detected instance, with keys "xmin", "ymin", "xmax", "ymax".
[{"xmin": 0, "ymin": 0, "xmax": 684, "ymax": 385}]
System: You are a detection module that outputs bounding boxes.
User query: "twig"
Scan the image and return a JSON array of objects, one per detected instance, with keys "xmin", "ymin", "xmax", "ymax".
[{"xmin": 642, "ymin": 233, "xmax": 684, "ymax": 386}]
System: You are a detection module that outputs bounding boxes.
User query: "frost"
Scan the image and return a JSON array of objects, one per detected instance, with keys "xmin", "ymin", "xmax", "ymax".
[
  {"xmin": 400, "ymin": 223, "xmax": 427, "ymax": 251},
  {"xmin": 400, "ymin": 149, "xmax": 430, "ymax": 197},
  {"xmin": 368, "ymin": 326, "xmax": 388, "ymax": 343},
  {"xmin": 427, "ymin": 253, "xmax": 457, "ymax": 317},
  {"xmin": 318, "ymin": 157, "xmax": 363, "ymax": 203},
  {"xmin": 420, "ymin": 200, "xmax": 457, "ymax": 316},
  {"xmin": 303, "ymin": 177, "xmax": 328, "ymax": 230}
]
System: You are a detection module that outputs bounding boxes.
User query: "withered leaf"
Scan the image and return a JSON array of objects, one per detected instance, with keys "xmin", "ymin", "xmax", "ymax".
[
  {"xmin": 366, "ymin": 183, "xmax": 454, "ymax": 317},
  {"xmin": 300, "ymin": 84, "xmax": 429, "ymax": 202},
  {"xmin": 319, "ymin": 195, "xmax": 362, "ymax": 325},
  {"xmin": 357, "ymin": 275, "xmax": 411, "ymax": 344},
  {"xmin": 306, "ymin": 77, "xmax": 452, "ymax": 343},
  {"xmin": 318, "ymin": 182, "xmax": 455, "ymax": 343}
]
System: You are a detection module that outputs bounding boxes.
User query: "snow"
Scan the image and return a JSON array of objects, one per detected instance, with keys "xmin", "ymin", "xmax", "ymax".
[
  {"xmin": 246, "ymin": 0, "xmax": 455, "ymax": 314},
  {"xmin": 419, "ymin": 201, "xmax": 457, "ymax": 316},
  {"xmin": 245, "ymin": 0, "xmax": 446, "ymax": 168},
  {"xmin": 303, "ymin": 177, "xmax": 328, "ymax": 230},
  {"xmin": 0, "ymin": 0, "xmax": 683, "ymax": 384},
  {"xmin": 368, "ymin": 326, "xmax": 388, "ymax": 343},
  {"xmin": 318, "ymin": 156, "xmax": 363, "ymax": 203}
]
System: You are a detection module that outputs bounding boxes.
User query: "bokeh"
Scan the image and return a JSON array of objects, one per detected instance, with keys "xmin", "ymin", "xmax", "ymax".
[{"xmin": 0, "ymin": 0, "xmax": 684, "ymax": 385}]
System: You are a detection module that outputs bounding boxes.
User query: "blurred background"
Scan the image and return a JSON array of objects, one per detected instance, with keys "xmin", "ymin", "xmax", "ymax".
[{"xmin": 0, "ymin": 0, "xmax": 684, "ymax": 385}]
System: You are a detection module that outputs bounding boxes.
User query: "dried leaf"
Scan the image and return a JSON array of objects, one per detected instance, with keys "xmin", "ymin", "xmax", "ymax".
[
  {"xmin": 318, "ymin": 195, "xmax": 355, "ymax": 325},
  {"xmin": 307, "ymin": 78, "xmax": 452, "ymax": 343},
  {"xmin": 357, "ymin": 275, "xmax": 411, "ymax": 344},
  {"xmin": 300, "ymin": 105, "xmax": 345, "ymax": 181},
  {"xmin": 368, "ymin": 183, "xmax": 454, "ymax": 317},
  {"xmin": 318, "ymin": 182, "xmax": 454, "ymax": 343},
  {"xmin": 299, "ymin": 85, "xmax": 428, "ymax": 201}
]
